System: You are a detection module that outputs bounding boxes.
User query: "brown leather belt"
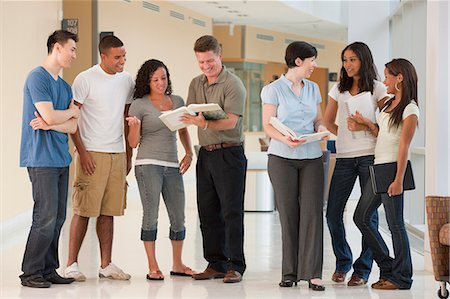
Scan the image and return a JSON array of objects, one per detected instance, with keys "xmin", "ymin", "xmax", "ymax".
[{"xmin": 202, "ymin": 142, "xmax": 243, "ymax": 152}]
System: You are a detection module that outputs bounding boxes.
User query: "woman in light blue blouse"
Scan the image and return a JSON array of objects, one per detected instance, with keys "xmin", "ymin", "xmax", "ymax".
[{"xmin": 261, "ymin": 41, "xmax": 328, "ymax": 291}]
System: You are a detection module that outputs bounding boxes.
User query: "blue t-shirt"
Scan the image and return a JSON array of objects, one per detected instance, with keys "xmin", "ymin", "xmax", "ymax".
[
  {"xmin": 261, "ymin": 75, "xmax": 322, "ymax": 160},
  {"xmin": 20, "ymin": 66, "xmax": 73, "ymax": 167}
]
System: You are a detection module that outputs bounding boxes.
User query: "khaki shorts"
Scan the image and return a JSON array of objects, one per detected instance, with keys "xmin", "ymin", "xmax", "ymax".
[{"xmin": 72, "ymin": 151, "xmax": 127, "ymax": 217}]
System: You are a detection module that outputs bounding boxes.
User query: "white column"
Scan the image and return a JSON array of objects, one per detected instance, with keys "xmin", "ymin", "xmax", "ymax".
[
  {"xmin": 347, "ymin": 1, "xmax": 390, "ymax": 78},
  {"xmin": 389, "ymin": 1, "xmax": 427, "ymax": 226},
  {"xmin": 424, "ymin": 0, "xmax": 450, "ymax": 272}
]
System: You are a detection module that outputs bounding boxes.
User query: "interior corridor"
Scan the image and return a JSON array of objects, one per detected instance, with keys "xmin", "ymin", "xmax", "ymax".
[{"xmin": 0, "ymin": 172, "xmax": 437, "ymax": 299}]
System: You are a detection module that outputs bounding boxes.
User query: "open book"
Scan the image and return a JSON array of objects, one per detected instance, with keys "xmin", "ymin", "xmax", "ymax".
[
  {"xmin": 269, "ymin": 117, "xmax": 330, "ymax": 144},
  {"xmin": 344, "ymin": 92, "xmax": 376, "ymax": 139},
  {"xmin": 159, "ymin": 103, "xmax": 227, "ymax": 131}
]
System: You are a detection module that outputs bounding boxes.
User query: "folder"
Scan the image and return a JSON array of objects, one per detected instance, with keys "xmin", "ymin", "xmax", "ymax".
[{"xmin": 369, "ymin": 160, "xmax": 415, "ymax": 195}]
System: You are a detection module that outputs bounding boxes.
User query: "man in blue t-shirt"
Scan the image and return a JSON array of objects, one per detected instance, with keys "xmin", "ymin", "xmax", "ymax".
[{"xmin": 19, "ymin": 30, "xmax": 80, "ymax": 288}]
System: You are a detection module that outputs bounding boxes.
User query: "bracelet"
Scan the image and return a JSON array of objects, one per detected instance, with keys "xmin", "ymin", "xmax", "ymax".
[{"xmin": 203, "ymin": 120, "xmax": 209, "ymax": 130}]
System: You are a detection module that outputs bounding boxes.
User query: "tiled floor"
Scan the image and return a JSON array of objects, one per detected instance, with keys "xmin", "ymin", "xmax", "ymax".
[{"xmin": 0, "ymin": 172, "xmax": 441, "ymax": 298}]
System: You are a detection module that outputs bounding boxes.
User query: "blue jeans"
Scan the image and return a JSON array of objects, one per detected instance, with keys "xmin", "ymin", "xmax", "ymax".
[
  {"xmin": 135, "ymin": 164, "xmax": 186, "ymax": 241},
  {"xmin": 354, "ymin": 181, "xmax": 413, "ymax": 289},
  {"xmin": 20, "ymin": 167, "xmax": 69, "ymax": 281},
  {"xmin": 326, "ymin": 155, "xmax": 378, "ymax": 280}
]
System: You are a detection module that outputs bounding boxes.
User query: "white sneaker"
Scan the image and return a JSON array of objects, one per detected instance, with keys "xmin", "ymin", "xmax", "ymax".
[
  {"xmin": 64, "ymin": 262, "xmax": 86, "ymax": 282},
  {"xmin": 99, "ymin": 262, "xmax": 131, "ymax": 280}
]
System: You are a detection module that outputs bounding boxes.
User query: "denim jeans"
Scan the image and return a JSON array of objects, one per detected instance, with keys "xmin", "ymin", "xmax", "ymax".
[
  {"xmin": 135, "ymin": 164, "xmax": 186, "ymax": 241},
  {"xmin": 326, "ymin": 155, "xmax": 378, "ymax": 280},
  {"xmin": 20, "ymin": 167, "xmax": 69, "ymax": 281},
  {"xmin": 354, "ymin": 181, "xmax": 413, "ymax": 289}
]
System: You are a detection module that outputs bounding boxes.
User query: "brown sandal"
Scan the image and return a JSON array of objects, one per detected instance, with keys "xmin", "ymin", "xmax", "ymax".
[{"xmin": 146, "ymin": 270, "xmax": 164, "ymax": 280}]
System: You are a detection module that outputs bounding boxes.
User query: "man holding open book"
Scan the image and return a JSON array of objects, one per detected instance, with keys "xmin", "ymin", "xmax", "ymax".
[{"xmin": 180, "ymin": 35, "xmax": 247, "ymax": 283}]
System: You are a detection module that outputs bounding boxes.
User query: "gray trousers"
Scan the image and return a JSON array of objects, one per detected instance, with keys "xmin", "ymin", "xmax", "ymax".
[{"xmin": 268, "ymin": 155, "xmax": 324, "ymax": 281}]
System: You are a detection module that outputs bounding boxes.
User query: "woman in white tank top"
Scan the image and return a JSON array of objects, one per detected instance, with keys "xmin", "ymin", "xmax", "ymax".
[{"xmin": 350, "ymin": 58, "xmax": 419, "ymax": 290}]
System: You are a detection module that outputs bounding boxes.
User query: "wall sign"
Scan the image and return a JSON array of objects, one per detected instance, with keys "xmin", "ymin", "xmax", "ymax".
[
  {"xmin": 100, "ymin": 31, "xmax": 114, "ymax": 41},
  {"xmin": 62, "ymin": 19, "xmax": 79, "ymax": 35}
]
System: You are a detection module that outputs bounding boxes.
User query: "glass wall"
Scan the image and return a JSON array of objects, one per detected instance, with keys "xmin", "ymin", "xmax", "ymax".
[{"xmin": 224, "ymin": 62, "xmax": 265, "ymax": 132}]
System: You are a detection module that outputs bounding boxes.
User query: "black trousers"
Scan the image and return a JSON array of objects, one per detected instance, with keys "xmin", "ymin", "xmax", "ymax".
[{"xmin": 196, "ymin": 145, "xmax": 247, "ymax": 274}]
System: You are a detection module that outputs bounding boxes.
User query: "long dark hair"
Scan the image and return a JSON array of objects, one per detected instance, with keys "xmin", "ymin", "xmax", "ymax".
[
  {"xmin": 383, "ymin": 58, "xmax": 418, "ymax": 129},
  {"xmin": 338, "ymin": 42, "xmax": 378, "ymax": 94},
  {"xmin": 133, "ymin": 59, "xmax": 172, "ymax": 99}
]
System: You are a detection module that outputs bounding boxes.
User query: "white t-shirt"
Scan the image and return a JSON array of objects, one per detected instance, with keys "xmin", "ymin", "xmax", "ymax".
[
  {"xmin": 72, "ymin": 64, "xmax": 134, "ymax": 153},
  {"xmin": 329, "ymin": 80, "xmax": 388, "ymax": 158},
  {"xmin": 374, "ymin": 101, "xmax": 419, "ymax": 164}
]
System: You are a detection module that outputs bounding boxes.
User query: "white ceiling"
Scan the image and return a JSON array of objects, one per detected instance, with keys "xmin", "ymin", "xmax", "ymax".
[{"xmin": 169, "ymin": 0, "xmax": 348, "ymax": 42}]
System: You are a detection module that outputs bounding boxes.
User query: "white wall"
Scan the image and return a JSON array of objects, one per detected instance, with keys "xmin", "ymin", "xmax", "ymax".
[
  {"xmin": 347, "ymin": 1, "xmax": 390, "ymax": 78},
  {"xmin": 281, "ymin": 0, "xmax": 344, "ymax": 25},
  {"xmin": 390, "ymin": 1, "xmax": 427, "ymax": 226},
  {"xmin": 98, "ymin": 0, "xmax": 211, "ymax": 102},
  {"xmin": 424, "ymin": 0, "xmax": 450, "ymax": 197},
  {"xmin": 1, "ymin": 0, "xmax": 63, "ymax": 221},
  {"xmin": 0, "ymin": 0, "xmax": 212, "ymax": 223},
  {"xmin": 423, "ymin": 0, "xmax": 450, "ymax": 273}
]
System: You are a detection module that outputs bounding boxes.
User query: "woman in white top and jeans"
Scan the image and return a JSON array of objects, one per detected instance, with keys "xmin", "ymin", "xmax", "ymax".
[
  {"xmin": 324, "ymin": 42, "xmax": 388, "ymax": 286},
  {"xmin": 351, "ymin": 58, "xmax": 419, "ymax": 290}
]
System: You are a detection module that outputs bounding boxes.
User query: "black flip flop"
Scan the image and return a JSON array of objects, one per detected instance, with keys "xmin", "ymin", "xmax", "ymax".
[
  {"xmin": 170, "ymin": 271, "xmax": 192, "ymax": 277},
  {"xmin": 146, "ymin": 271, "xmax": 164, "ymax": 281}
]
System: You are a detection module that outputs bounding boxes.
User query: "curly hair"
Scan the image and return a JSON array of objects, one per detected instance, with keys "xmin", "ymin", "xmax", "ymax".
[
  {"xmin": 133, "ymin": 59, "xmax": 172, "ymax": 99},
  {"xmin": 338, "ymin": 42, "xmax": 378, "ymax": 94}
]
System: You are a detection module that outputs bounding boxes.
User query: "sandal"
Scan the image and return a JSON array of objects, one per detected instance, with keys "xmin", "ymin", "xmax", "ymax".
[
  {"xmin": 146, "ymin": 270, "xmax": 164, "ymax": 281},
  {"xmin": 170, "ymin": 266, "xmax": 196, "ymax": 277}
]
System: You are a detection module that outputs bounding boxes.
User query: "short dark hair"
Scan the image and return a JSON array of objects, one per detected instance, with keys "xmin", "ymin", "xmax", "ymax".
[
  {"xmin": 133, "ymin": 59, "xmax": 173, "ymax": 99},
  {"xmin": 194, "ymin": 35, "xmax": 221, "ymax": 54},
  {"xmin": 47, "ymin": 30, "xmax": 78, "ymax": 54},
  {"xmin": 285, "ymin": 41, "xmax": 317, "ymax": 68},
  {"xmin": 338, "ymin": 41, "xmax": 378, "ymax": 93},
  {"xmin": 99, "ymin": 35, "xmax": 124, "ymax": 54}
]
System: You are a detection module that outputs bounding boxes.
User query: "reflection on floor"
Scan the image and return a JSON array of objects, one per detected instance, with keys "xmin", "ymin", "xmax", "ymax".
[{"xmin": 0, "ymin": 172, "xmax": 438, "ymax": 298}]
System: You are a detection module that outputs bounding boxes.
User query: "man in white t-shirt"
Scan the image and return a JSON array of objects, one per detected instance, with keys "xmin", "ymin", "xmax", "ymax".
[{"xmin": 64, "ymin": 35, "xmax": 134, "ymax": 281}]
